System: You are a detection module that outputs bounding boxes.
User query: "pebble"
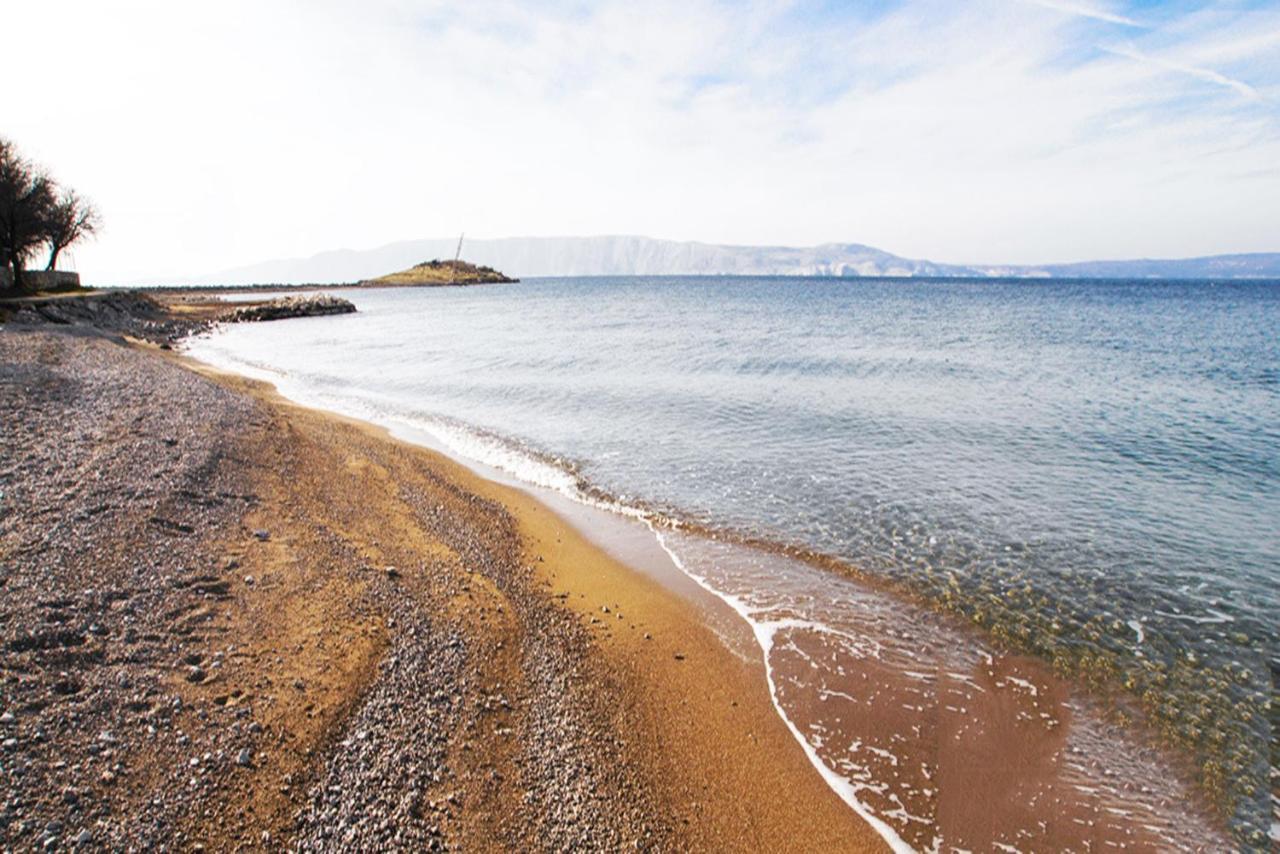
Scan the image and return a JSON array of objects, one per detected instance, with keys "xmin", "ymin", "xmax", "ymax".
[{"xmin": 1, "ymin": 330, "xmax": 670, "ymax": 853}]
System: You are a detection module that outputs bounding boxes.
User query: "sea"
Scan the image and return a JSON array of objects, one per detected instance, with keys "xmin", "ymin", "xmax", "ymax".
[{"xmin": 186, "ymin": 276, "xmax": 1278, "ymax": 851}]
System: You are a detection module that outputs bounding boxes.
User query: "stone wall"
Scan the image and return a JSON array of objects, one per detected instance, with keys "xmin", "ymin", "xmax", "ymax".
[{"xmin": 1, "ymin": 269, "xmax": 81, "ymax": 292}]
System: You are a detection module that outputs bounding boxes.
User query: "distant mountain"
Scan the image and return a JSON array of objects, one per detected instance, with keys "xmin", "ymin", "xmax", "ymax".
[
  {"xmin": 1034, "ymin": 254, "xmax": 1280, "ymax": 280},
  {"xmin": 197, "ymin": 235, "xmax": 1280, "ymax": 284}
]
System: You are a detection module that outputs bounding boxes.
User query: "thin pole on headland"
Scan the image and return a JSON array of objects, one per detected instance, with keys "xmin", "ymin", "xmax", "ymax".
[{"xmin": 450, "ymin": 233, "xmax": 464, "ymax": 285}]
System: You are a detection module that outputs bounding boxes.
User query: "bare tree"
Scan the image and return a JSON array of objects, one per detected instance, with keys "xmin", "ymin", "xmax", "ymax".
[
  {"xmin": 0, "ymin": 138, "xmax": 57, "ymax": 292},
  {"xmin": 44, "ymin": 188, "xmax": 99, "ymax": 271}
]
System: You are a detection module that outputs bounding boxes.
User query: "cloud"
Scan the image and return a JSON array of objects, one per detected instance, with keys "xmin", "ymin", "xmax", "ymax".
[
  {"xmin": 1105, "ymin": 44, "xmax": 1262, "ymax": 100},
  {"xmin": 2, "ymin": 0, "xmax": 1277, "ymax": 282},
  {"xmin": 1016, "ymin": 0, "xmax": 1141, "ymax": 28}
]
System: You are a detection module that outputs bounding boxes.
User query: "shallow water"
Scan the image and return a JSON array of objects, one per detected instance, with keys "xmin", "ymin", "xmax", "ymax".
[{"xmin": 186, "ymin": 276, "xmax": 1278, "ymax": 848}]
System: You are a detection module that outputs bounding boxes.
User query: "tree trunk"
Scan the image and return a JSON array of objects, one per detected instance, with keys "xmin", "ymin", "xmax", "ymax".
[{"xmin": 46, "ymin": 244, "xmax": 61, "ymax": 271}]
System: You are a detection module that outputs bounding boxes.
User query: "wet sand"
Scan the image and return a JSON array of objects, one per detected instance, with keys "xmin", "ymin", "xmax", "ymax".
[{"xmin": 181, "ymin": 355, "xmax": 883, "ymax": 851}]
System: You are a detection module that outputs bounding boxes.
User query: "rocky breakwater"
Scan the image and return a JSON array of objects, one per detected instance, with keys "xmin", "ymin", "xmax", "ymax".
[
  {"xmin": 1, "ymin": 291, "xmax": 200, "ymax": 345},
  {"xmin": 227, "ymin": 294, "xmax": 355, "ymax": 323}
]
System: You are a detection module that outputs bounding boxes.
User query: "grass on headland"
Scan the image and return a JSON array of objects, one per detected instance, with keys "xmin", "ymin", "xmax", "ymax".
[{"xmin": 362, "ymin": 259, "xmax": 516, "ymax": 287}]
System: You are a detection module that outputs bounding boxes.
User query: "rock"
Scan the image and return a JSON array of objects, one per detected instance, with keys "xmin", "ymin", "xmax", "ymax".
[
  {"xmin": 253, "ymin": 529, "xmax": 270, "ymax": 541},
  {"xmin": 186, "ymin": 666, "xmax": 207, "ymax": 683},
  {"xmin": 229, "ymin": 295, "xmax": 356, "ymax": 323},
  {"xmin": 237, "ymin": 747, "xmax": 254, "ymax": 767},
  {"xmin": 75, "ymin": 829, "xmax": 92, "ymax": 846},
  {"xmin": 244, "ymin": 574, "xmax": 255, "ymax": 585},
  {"xmin": 0, "ymin": 711, "xmax": 14, "ymax": 724}
]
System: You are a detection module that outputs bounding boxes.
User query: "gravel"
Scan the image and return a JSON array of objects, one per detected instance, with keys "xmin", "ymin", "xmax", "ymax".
[
  {"xmin": 1, "ymin": 321, "xmax": 673, "ymax": 851},
  {"xmin": 1, "ymin": 326, "xmax": 264, "ymax": 848}
]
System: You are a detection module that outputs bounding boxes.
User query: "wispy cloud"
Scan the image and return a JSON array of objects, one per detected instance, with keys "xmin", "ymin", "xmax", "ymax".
[
  {"xmin": 1016, "ymin": 0, "xmax": 1141, "ymax": 28},
  {"xmin": 1106, "ymin": 44, "xmax": 1262, "ymax": 100}
]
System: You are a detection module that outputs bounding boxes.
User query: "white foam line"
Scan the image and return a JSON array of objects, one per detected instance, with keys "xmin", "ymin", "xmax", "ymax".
[{"xmin": 647, "ymin": 523, "xmax": 917, "ymax": 854}]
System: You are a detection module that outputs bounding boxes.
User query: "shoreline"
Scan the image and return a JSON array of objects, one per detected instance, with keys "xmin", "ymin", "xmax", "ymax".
[
  {"xmin": 2, "ymin": 294, "xmax": 1246, "ymax": 850},
  {"xmin": 0, "ymin": 323, "xmax": 879, "ymax": 850},
  {"xmin": 176, "ymin": 351, "xmax": 883, "ymax": 851},
  {"xmin": 180, "ymin": 329, "xmax": 1232, "ymax": 851}
]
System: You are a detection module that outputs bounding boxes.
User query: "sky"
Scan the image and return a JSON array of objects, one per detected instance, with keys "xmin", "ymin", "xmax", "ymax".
[{"xmin": 6, "ymin": 0, "xmax": 1280, "ymax": 282}]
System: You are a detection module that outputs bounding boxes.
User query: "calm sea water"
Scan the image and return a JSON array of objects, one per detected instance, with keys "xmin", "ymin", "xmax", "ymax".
[{"xmin": 188, "ymin": 277, "xmax": 1278, "ymax": 848}]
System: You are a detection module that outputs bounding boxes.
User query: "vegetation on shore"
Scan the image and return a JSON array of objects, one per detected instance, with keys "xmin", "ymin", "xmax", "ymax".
[
  {"xmin": 0, "ymin": 138, "xmax": 99, "ymax": 293},
  {"xmin": 362, "ymin": 259, "xmax": 517, "ymax": 287}
]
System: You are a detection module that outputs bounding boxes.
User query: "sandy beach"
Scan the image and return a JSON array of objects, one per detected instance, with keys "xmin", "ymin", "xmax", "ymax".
[{"xmin": 0, "ymin": 317, "xmax": 879, "ymax": 850}]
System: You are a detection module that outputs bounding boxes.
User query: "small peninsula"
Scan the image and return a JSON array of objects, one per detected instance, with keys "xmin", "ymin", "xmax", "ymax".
[{"xmin": 361, "ymin": 259, "xmax": 517, "ymax": 287}]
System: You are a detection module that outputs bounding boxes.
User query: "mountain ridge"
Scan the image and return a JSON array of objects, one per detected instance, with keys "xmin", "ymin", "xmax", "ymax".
[{"xmin": 197, "ymin": 235, "xmax": 1280, "ymax": 285}]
